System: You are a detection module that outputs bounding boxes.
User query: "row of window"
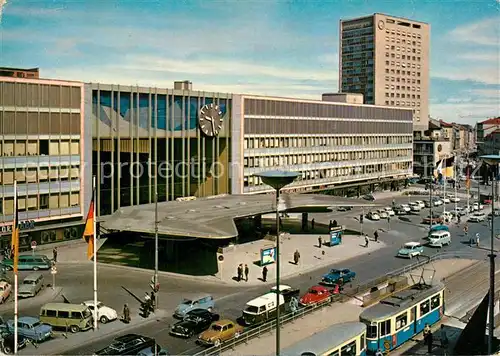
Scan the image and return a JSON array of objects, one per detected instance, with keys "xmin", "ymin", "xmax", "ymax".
[
  {"xmin": 385, "ymin": 60, "xmax": 421, "ymax": 70},
  {"xmin": 244, "ymin": 149, "xmax": 412, "ymax": 168},
  {"xmin": 385, "ymin": 100, "xmax": 420, "ymax": 108},
  {"xmin": 385, "ymin": 28, "xmax": 422, "ymax": 39},
  {"xmin": 386, "ymin": 52, "xmax": 421, "ymax": 62},
  {"xmin": 385, "ymin": 61, "xmax": 422, "ymax": 75},
  {"xmin": 385, "ymin": 37, "xmax": 423, "ymax": 48},
  {"xmin": 384, "ymin": 84, "xmax": 421, "ymax": 92},
  {"xmin": 386, "ymin": 92, "xmax": 421, "ymax": 100},
  {"xmin": 0, "ymin": 166, "xmax": 80, "ymax": 184},
  {"xmin": 244, "ymin": 136, "xmax": 412, "ymax": 150},
  {"xmin": 0, "ymin": 140, "xmax": 80, "ymax": 157},
  {"xmin": 0, "ymin": 192, "xmax": 80, "ymax": 214},
  {"xmin": 385, "ymin": 70, "xmax": 422, "ymax": 83},
  {"xmin": 375, "ymin": 293, "xmax": 442, "ymax": 338},
  {"xmin": 244, "ymin": 162, "xmax": 411, "ymax": 187}
]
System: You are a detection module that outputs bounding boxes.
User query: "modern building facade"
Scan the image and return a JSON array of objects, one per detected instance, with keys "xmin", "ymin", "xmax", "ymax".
[
  {"xmin": 0, "ymin": 75, "xmax": 90, "ymax": 250},
  {"xmin": 232, "ymin": 94, "xmax": 414, "ymax": 195},
  {"xmin": 87, "ymin": 82, "xmax": 232, "ymax": 216},
  {"xmin": 339, "ymin": 13, "xmax": 430, "ymax": 133}
]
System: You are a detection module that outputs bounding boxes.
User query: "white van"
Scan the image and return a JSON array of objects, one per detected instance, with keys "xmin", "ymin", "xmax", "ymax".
[
  {"xmin": 242, "ymin": 293, "xmax": 285, "ymax": 326},
  {"xmin": 428, "ymin": 230, "xmax": 451, "ymax": 247}
]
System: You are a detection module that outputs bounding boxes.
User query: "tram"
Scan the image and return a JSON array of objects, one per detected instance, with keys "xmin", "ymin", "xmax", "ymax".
[
  {"xmin": 359, "ymin": 282, "xmax": 445, "ymax": 353},
  {"xmin": 280, "ymin": 321, "xmax": 367, "ymax": 356}
]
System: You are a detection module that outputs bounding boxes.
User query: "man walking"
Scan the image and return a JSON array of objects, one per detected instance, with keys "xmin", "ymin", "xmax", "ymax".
[
  {"xmin": 123, "ymin": 304, "xmax": 130, "ymax": 323},
  {"xmin": 364, "ymin": 235, "xmax": 369, "ymax": 248},
  {"xmin": 311, "ymin": 218, "xmax": 315, "ymax": 230},
  {"xmin": 244, "ymin": 264, "xmax": 249, "ymax": 282},
  {"xmin": 53, "ymin": 247, "xmax": 58, "ymax": 263},
  {"xmin": 374, "ymin": 230, "xmax": 379, "ymax": 242},
  {"xmin": 318, "ymin": 236, "xmax": 322, "ymax": 248},
  {"xmin": 293, "ymin": 250, "xmax": 300, "ymax": 265},
  {"xmin": 262, "ymin": 266, "xmax": 268, "ymax": 282},
  {"xmin": 237, "ymin": 264, "xmax": 243, "ymax": 282}
]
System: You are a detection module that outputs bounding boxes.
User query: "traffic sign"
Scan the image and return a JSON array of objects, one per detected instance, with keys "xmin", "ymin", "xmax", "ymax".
[
  {"xmin": 51, "ymin": 266, "xmax": 57, "ymax": 274},
  {"xmin": 31, "ymin": 241, "xmax": 37, "ymax": 249}
]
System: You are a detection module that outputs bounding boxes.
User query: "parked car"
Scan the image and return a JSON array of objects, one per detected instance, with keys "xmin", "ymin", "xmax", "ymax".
[
  {"xmin": 17, "ymin": 273, "xmax": 43, "ymax": 298},
  {"xmin": 362, "ymin": 194, "xmax": 375, "ymax": 201},
  {"xmin": 170, "ymin": 309, "xmax": 219, "ymax": 338},
  {"xmin": 450, "ymin": 208, "xmax": 466, "ymax": 217},
  {"xmin": 473, "ymin": 202, "xmax": 484, "ymax": 211},
  {"xmin": 0, "ymin": 322, "xmax": 27, "ymax": 355},
  {"xmin": 409, "ymin": 202, "xmax": 421, "ymax": 212},
  {"xmin": 432, "ymin": 199, "xmax": 444, "ymax": 206},
  {"xmin": 415, "ymin": 200, "xmax": 426, "ymax": 208},
  {"xmin": 242, "ymin": 293, "xmax": 285, "ymax": 326},
  {"xmin": 95, "ymin": 334, "xmax": 158, "ymax": 355},
  {"xmin": 2, "ymin": 255, "xmax": 52, "ymax": 271},
  {"xmin": 469, "ymin": 212, "xmax": 486, "ymax": 222},
  {"xmin": 6, "ymin": 316, "xmax": 52, "ymax": 343},
  {"xmin": 137, "ymin": 345, "xmax": 168, "ymax": 356},
  {"xmin": 448, "ymin": 195, "xmax": 461, "ymax": 203},
  {"xmin": 82, "ymin": 301, "xmax": 118, "ymax": 324},
  {"xmin": 384, "ymin": 207, "xmax": 395, "ymax": 216},
  {"xmin": 0, "ymin": 281, "xmax": 12, "ymax": 303},
  {"xmin": 428, "ymin": 231, "xmax": 452, "ymax": 247},
  {"xmin": 367, "ymin": 211, "xmax": 380, "ymax": 221},
  {"xmin": 40, "ymin": 303, "xmax": 93, "ymax": 333},
  {"xmin": 377, "ymin": 210, "xmax": 389, "ymax": 219},
  {"xmin": 197, "ymin": 319, "xmax": 243, "ymax": 347},
  {"xmin": 423, "ymin": 215, "xmax": 443, "ymax": 225},
  {"xmin": 321, "ymin": 268, "xmax": 356, "ymax": 286},
  {"xmin": 269, "ymin": 285, "xmax": 300, "ymax": 303},
  {"xmin": 299, "ymin": 285, "xmax": 339, "ymax": 307},
  {"xmin": 394, "ymin": 207, "xmax": 407, "ymax": 215},
  {"xmin": 397, "ymin": 242, "xmax": 424, "ymax": 258},
  {"xmin": 400, "ymin": 204, "xmax": 411, "ymax": 213},
  {"xmin": 174, "ymin": 295, "xmax": 214, "ymax": 318},
  {"xmin": 337, "ymin": 206, "xmax": 352, "ymax": 212},
  {"xmin": 488, "ymin": 209, "xmax": 500, "ymax": 218},
  {"xmin": 440, "ymin": 196, "xmax": 451, "ymax": 204}
]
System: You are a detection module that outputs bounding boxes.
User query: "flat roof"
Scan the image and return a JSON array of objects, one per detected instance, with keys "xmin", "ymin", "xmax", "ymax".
[{"xmin": 100, "ymin": 193, "xmax": 380, "ymax": 239}]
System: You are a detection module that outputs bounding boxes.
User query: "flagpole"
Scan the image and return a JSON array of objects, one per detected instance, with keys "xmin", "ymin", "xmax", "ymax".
[
  {"xmin": 443, "ymin": 157, "xmax": 447, "ymax": 215},
  {"xmin": 455, "ymin": 158, "xmax": 458, "ymax": 223},
  {"xmin": 92, "ymin": 176, "xmax": 98, "ymax": 330},
  {"xmin": 13, "ymin": 180, "xmax": 18, "ymax": 355}
]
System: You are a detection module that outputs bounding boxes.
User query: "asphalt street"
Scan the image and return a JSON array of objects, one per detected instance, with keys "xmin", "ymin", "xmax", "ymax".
[{"xmin": 60, "ymin": 186, "xmax": 498, "ymax": 355}]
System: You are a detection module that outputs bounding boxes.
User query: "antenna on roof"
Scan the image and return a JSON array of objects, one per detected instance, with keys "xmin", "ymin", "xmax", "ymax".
[{"xmin": 408, "ymin": 256, "xmax": 436, "ymax": 287}]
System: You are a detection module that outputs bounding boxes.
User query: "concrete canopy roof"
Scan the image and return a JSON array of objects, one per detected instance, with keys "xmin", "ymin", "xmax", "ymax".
[{"xmin": 100, "ymin": 194, "xmax": 381, "ymax": 239}]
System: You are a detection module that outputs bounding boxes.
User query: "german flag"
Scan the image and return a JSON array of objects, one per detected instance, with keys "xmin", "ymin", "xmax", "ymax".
[
  {"xmin": 466, "ymin": 165, "xmax": 471, "ymax": 190},
  {"xmin": 11, "ymin": 184, "xmax": 20, "ymax": 273},
  {"xmin": 83, "ymin": 196, "xmax": 95, "ymax": 260}
]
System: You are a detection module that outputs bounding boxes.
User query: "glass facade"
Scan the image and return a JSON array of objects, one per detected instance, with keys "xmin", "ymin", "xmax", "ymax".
[{"xmin": 90, "ymin": 84, "xmax": 232, "ymax": 216}]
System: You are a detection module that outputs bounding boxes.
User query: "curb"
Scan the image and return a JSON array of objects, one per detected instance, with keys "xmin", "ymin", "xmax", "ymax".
[{"xmin": 0, "ymin": 287, "xmax": 63, "ymax": 313}]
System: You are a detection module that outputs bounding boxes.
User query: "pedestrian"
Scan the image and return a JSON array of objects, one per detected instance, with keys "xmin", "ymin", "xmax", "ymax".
[
  {"xmin": 293, "ymin": 250, "xmax": 300, "ymax": 265},
  {"xmin": 364, "ymin": 235, "xmax": 369, "ymax": 248},
  {"xmin": 440, "ymin": 324, "xmax": 449, "ymax": 349},
  {"xmin": 333, "ymin": 220, "xmax": 338, "ymax": 227},
  {"xmin": 123, "ymin": 304, "xmax": 130, "ymax": 323},
  {"xmin": 150, "ymin": 291, "xmax": 156, "ymax": 309},
  {"xmin": 244, "ymin": 264, "xmax": 249, "ymax": 282},
  {"xmin": 262, "ymin": 266, "xmax": 268, "ymax": 282},
  {"xmin": 53, "ymin": 247, "xmax": 58, "ymax": 263},
  {"xmin": 311, "ymin": 218, "xmax": 315, "ymax": 230},
  {"xmin": 427, "ymin": 330, "xmax": 434, "ymax": 353},
  {"xmin": 318, "ymin": 236, "xmax": 322, "ymax": 248},
  {"xmin": 237, "ymin": 264, "xmax": 243, "ymax": 282},
  {"xmin": 374, "ymin": 230, "xmax": 378, "ymax": 242},
  {"xmin": 328, "ymin": 220, "xmax": 332, "ymax": 230},
  {"xmin": 476, "ymin": 234, "xmax": 480, "ymax": 247}
]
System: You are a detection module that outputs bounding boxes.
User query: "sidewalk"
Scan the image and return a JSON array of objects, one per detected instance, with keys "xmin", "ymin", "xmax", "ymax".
[
  {"xmin": 220, "ymin": 258, "xmax": 478, "ymax": 356},
  {"xmin": 26, "ymin": 238, "xmax": 107, "ymax": 263},
  {"xmin": 19, "ymin": 309, "xmax": 168, "ymax": 355},
  {"xmin": 218, "ymin": 233, "xmax": 386, "ymax": 286}
]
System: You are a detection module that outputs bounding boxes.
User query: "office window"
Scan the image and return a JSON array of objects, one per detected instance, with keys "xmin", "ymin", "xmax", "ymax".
[
  {"xmin": 59, "ymin": 166, "xmax": 69, "ymax": 179},
  {"xmin": 70, "ymin": 142, "xmax": 80, "ymax": 155},
  {"xmin": 39, "ymin": 167, "xmax": 49, "ymax": 180},
  {"xmin": 70, "ymin": 192, "xmax": 80, "ymax": 207},
  {"xmin": 49, "ymin": 194, "xmax": 59, "ymax": 209},
  {"xmin": 3, "ymin": 199, "xmax": 14, "ymax": 215},
  {"xmin": 3, "ymin": 170, "xmax": 14, "ymax": 184},
  {"xmin": 49, "ymin": 141, "xmax": 59, "ymax": 155},
  {"xmin": 27, "ymin": 196, "xmax": 37, "ymax": 210},
  {"xmin": 3, "ymin": 141, "xmax": 13, "ymax": 156},
  {"xmin": 15, "ymin": 170, "xmax": 26, "ymax": 183},
  {"xmin": 60, "ymin": 141, "xmax": 70, "ymax": 155},
  {"xmin": 60, "ymin": 193, "xmax": 69, "ymax": 208},
  {"xmin": 15, "ymin": 142, "xmax": 26, "ymax": 156},
  {"xmin": 27, "ymin": 141, "xmax": 38, "ymax": 155},
  {"xmin": 40, "ymin": 195, "xmax": 49, "ymax": 209},
  {"xmin": 49, "ymin": 167, "xmax": 59, "ymax": 180},
  {"xmin": 26, "ymin": 168, "xmax": 37, "ymax": 183},
  {"xmin": 18, "ymin": 197, "xmax": 26, "ymax": 211}
]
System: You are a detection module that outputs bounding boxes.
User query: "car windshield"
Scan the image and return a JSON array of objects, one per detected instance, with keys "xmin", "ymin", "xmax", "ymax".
[
  {"xmin": 211, "ymin": 324, "xmax": 223, "ymax": 331},
  {"xmin": 185, "ymin": 315, "xmax": 200, "ymax": 322},
  {"xmin": 23, "ymin": 280, "xmax": 35, "ymax": 285},
  {"xmin": 245, "ymin": 305, "xmax": 259, "ymax": 313},
  {"xmin": 182, "ymin": 299, "xmax": 192, "ymax": 305},
  {"xmin": 30, "ymin": 321, "xmax": 41, "ymax": 328},
  {"xmin": 308, "ymin": 289, "xmax": 318, "ymax": 294},
  {"xmin": 330, "ymin": 269, "xmax": 340, "ymax": 274},
  {"xmin": 404, "ymin": 244, "xmax": 415, "ymax": 249}
]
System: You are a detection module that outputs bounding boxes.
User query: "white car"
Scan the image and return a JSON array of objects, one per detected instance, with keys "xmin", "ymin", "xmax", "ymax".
[
  {"xmin": 400, "ymin": 204, "xmax": 411, "ymax": 213},
  {"xmin": 82, "ymin": 301, "xmax": 118, "ymax": 324},
  {"xmin": 448, "ymin": 195, "xmax": 461, "ymax": 203},
  {"xmin": 367, "ymin": 211, "xmax": 380, "ymax": 221},
  {"xmin": 377, "ymin": 210, "xmax": 389, "ymax": 219},
  {"xmin": 473, "ymin": 202, "xmax": 484, "ymax": 211},
  {"xmin": 440, "ymin": 196, "xmax": 450, "ymax": 204},
  {"xmin": 384, "ymin": 207, "xmax": 395, "ymax": 216},
  {"xmin": 415, "ymin": 200, "xmax": 425, "ymax": 208},
  {"xmin": 409, "ymin": 202, "xmax": 421, "ymax": 212},
  {"xmin": 468, "ymin": 212, "xmax": 486, "ymax": 222},
  {"xmin": 432, "ymin": 199, "xmax": 443, "ymax": 207}
]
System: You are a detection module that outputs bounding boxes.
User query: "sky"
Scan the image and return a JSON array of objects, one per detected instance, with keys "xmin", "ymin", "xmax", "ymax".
[{"xmin": 0, "ymin": 0, "xmax": 499, "ymax": 125}]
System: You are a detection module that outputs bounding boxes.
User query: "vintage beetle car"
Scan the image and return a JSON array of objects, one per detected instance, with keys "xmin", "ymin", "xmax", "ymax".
[
  {"xmin": 197, "ymin": 319, "xmax": 243, "ymax": 347},
  {"xmin": 299, "ymin": 285, "xmax": 340, "ymax": 307},
  {"xmin": 269, "ymin": 285, "xmax": 300, "ymax": 303},
  {"xmin": 169, "ymin": 309, "xmax": 219, "ymax": 338},
  {"xmin": 321, "ymin": 268, "xmax": 356, "ymax": 286}
]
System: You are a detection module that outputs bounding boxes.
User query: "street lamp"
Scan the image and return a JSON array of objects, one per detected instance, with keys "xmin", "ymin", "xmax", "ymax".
[
  {"xmin": 255, "ymin": 170, "xmax": 298, "ymax": 356},
  {"xmin": 480, "ymin": 154, "xmax": 500, "ymax": 355}
]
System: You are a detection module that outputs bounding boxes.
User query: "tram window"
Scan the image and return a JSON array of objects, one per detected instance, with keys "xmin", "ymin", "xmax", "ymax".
[
  {"xmin": 420, "ymin": 300, "xmax": 430, "ymax": 315},
  {"xmin": 431, "ymin": 295, "xmax": 441, "ymax": 309},
  {"xmin": 366, "ymin": 325, "xmax": 377, "ymax": 338},
  {"xmin": 326, "ymin": 350, "xmax": 339, "ymax": 356},
  {"xmin": 379, "ymin": 320, "xmax": 391, "ymax": 336},
  {"xmin": 340, "ymin": 340, "xmax": 356, "ymax": 356},
  {"xmin": 396, "ymin": 313, "xmax": 408, "ymax": 330},
  {"xmin": 361, "ymin": 334, "xmax": 365, "ymax": 349}
]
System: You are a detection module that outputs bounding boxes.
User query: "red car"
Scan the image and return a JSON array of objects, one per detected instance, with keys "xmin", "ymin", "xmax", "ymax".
[{"xmin": 299, "ymin": 285, "xmax": 340, "ymax": 306}]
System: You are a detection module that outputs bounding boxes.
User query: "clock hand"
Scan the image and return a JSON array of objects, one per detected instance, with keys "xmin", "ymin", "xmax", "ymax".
[{"xmin": 211, "ymin": 118, "xmax": 216, "ymax": 134}]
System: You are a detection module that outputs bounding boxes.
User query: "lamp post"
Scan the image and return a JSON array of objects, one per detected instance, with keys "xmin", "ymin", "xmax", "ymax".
[
  {"xmin": 154, "ymin": 188, "xmax": 159, "ymax": 310},
  {"xmin": 255, "ymin": 170, "xmax": 298, "ymax": 356},
  {"xmin": 479, "ymin": 155, "xmax": 500, "ymax": 355}
]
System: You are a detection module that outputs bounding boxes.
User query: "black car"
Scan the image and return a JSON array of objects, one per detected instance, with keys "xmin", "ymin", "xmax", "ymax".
[
  {"xmin": 1, "ymin": 332, "xmax": 28, "ymax": 354},
  {"xmin": 362, "ymin": 194, "xmax": 375, "ymax": 201},
  {"xmin": 95, "ymin": 334, "xmax": 157, "ymax": 355},
  {"xmin": 337, "ymin": 206, "xmax": 352, "ymax": 212},
  {"xmin": 169, "ymin": 309, "xmax": 220, "ymax": 338}
]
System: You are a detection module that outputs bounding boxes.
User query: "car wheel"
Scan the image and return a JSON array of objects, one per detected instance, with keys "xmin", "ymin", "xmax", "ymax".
[
  {"xmin": 214, "ymin": 339, "xmax": 221, "ymax": 347},
  {"xmin": 4, "ymin": 344, "xmax": 12, "ymax": 354},
  {"xmin": 70, "ymin": 325, "xmax": 80, "ymax": 333},
  {"xmin": 99, "ymin": 315, "xmax": 109, "ymax": 324}
]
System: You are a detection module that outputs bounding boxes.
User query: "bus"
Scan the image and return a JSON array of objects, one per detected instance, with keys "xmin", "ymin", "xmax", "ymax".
[
  {"xmin": 359, "ymin": 282, "xmax": 445, "ymax": 353},
  {"xmin": 280, "ymin": 321, "xmax": 367, "ymax": 356}
]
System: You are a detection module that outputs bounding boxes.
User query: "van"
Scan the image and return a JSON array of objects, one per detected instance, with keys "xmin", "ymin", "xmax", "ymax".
[
  {"xmin": 2, "ymin": 254, "xmax": 51, "ymax": 271},
  {"xmin": 242, "ymin": 293, "xmax": 285, "ymax": 326},
  {"xmin": 428, "ymin": 231, "xmax": 452, "ymax": 248},
  {"xmin": 428, "ymin": 224, "xmax": 449, "ymax": 237},
  {"xmin": 18, "ymin": 273, "xmax": 44, "ymax": 298},
  {"xmin": 40, "ymin": 303, "xmax": 93, "ymax": 333}
]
